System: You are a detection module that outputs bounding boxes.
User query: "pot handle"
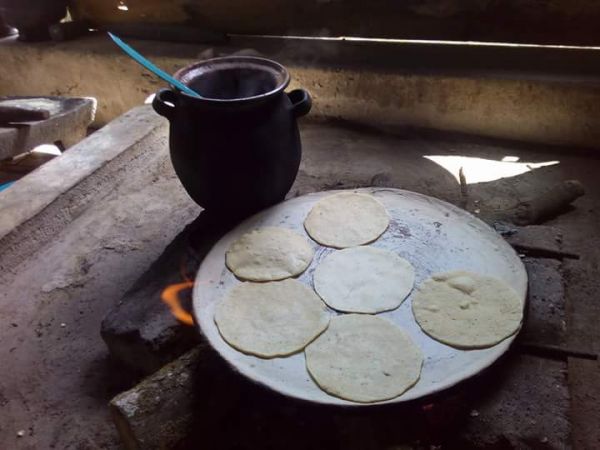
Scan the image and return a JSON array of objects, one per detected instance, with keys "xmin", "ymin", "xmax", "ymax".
[
  {"xmin": 287, "ymin": 89, "xmax": 312, "ymax": 118},
  {"xmin": 152, "ymin": 88, "xmax": 178, "ymax": 121}
]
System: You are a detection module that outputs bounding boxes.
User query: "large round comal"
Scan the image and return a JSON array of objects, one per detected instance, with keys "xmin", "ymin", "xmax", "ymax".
[{"xmin": 194, "ymin": 188, "xmax": 528, "ymax": 405}]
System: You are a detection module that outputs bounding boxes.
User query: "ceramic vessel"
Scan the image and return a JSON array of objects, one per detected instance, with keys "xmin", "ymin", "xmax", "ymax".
[{"xmin": 153, "ymin": 56, "xmax": 311, "ymax": 217}]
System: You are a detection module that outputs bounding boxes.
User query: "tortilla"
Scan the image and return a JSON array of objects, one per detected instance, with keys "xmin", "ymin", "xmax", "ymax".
[
  {"xmin": 412, "ymin": 271, "xmax": 523, "ymax": 349},
  {"xmin": 304, "ymin": 192, "xmax": 389, "ymax": 248},
  {"xmin": 314, "ymin": 246, "xmax": 415, "ymax": 313},
  {"xmin": 305, "ymin": 314, "xmax": 423, "ymax": 403},
  {"xmin": 225, "ymin": 227, "xmax": 314, "ymax": 281},
  {"xmin": 214, "ymin": 279, "xmax": 330, "ymax": 358}
]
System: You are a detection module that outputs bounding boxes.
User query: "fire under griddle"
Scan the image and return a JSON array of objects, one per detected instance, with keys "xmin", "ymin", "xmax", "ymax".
[
  {"xmin": 102, "ymin": 127, "xmax": 585, "ymax": 448},
  {"xmin": 3, "ymin": 109, "xmax": 596, "ymax": 450}
]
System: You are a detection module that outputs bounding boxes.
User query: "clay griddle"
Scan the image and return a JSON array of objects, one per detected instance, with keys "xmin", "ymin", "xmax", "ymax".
[{"xmin": 193, "ymin": 188, "xmax": 528, "ymax": 406}]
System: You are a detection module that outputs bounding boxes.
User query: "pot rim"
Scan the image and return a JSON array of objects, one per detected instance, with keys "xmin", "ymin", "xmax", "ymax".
[{"xmin": 172, "ymin": 55, "xmax": 291, "ymax": 103}]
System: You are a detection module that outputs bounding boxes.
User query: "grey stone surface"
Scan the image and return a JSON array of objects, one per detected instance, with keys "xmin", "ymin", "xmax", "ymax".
[
  {"xmin": 0, "ymin": 105, "xmax": 167, "ymax": 271},
  {"xmin": 458, "ymin": 354, "xmax": 570, "ymax": 449},
  {"xmin": 110, "ymin": 345, "xmax": 241, "ymax": 450},
  {"xmin": 505, "ymin": 225, "xmax": 563, "ymax": 254},
  {"xmin": 0, "ymin": 96, "xmax": 95, "ymax": 159},
  {"xmin": 100, "ymin": 227, "xmax": 199, "ymax": 376},
  {"xmin": 569, "ymin": 357, "xmax": 600, "ymax": 450},
  {"xmin": 93, "ymin": 212, "xmax": 240, "ymax": 372},
  {"xmin": 0, "ymin": 106, "xmax": 200, "ymax": 449},
  {"xmin": 564, "ymin": 258, "xmax": 600, "ymax": 356},
  {"xmin": 101, "ymin": 210, "xmax": 241, "ymax": 375},
  {"xmin": 520, "ymin": 257, "xmax": 567, "ymax": 347}
]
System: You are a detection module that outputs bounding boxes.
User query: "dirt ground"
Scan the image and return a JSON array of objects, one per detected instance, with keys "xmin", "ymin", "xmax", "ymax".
[{"xmin": 0, "ymin": 120, "xmax": 598, "ymax": 449}]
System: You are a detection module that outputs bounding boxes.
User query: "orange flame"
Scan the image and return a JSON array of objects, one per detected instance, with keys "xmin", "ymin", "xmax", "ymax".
[{"xmin": 161, "ymin": 281, "xmax": 194, "ymax": 326}]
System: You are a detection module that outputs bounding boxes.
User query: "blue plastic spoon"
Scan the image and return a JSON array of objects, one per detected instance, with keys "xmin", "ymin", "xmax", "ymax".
[{"xmin": 108, "ymin": 32, "xmax": 202, "ymax": 98}]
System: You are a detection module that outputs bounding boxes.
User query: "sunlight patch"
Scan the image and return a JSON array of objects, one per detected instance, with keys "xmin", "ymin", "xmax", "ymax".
[{"xmin": 424, "ymin": 155, "xmax": 559, "ymax": 184}]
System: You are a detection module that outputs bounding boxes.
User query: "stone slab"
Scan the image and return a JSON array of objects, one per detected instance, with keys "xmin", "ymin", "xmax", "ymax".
[
  {"xmin": 0, "ymin": 105, "xmax": 167, "ymax": 272},
  {"xmin": 100, "ymin": 223, "xmax": 200, "ymax": 376},
  {"xmin": 0, "ymin": 105, "xmax": 201, "ymax": 449},
  {"xmin": 0, "ymin": 96, "xmax": 95, "ymax": 159},
  {"xmin": 504, "ymin": 225, "xmax": 564, "ymax": 255},
  {"xmin": 457, "ymin": 353, "xmax": 570, "ymax": 449},
  {"xmin": 101, "ymin": 208, "xmax": 245, "ymax": 375},
  {"xmin": 110, "ymin": 345, "xmax": 242, "ymax": 450},
  {"xmin": 520, "ymin": 257, "xmax": 567, "ymax": 346},
  {"xmin": 564, "ymin": 258, "xmax": 600, "ymax": 355},
  {"xmin": 568, "ymin": 357, "xmax": 600, "ymax": 450}
]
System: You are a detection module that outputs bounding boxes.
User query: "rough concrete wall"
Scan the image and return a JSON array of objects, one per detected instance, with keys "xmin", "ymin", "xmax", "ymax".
[
  {"xmin": 292, "ymin": 69, "xmax": 600, "ymax": 148},
  {"xmin": 69, "ymin": 0, "xmax": 600, "ymax": 45},
  {"xmin": 1, "ymin": 35, "xmax": 600, "ymax": 149}
]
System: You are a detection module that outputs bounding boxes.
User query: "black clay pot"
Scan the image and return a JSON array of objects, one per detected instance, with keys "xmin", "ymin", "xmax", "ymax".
[{"xmin": 153, "ymin": 56, "xmax": 311, "ymax": 218}]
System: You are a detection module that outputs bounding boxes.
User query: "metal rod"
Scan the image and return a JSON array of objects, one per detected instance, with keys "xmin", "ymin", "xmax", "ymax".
[
  {"xmin": 517, "ymin": 342, "xmax": 598, "ymax": 361},
  {"xmin": 107, "ymin": 32, "xmax": 202, "ymax": 98}
]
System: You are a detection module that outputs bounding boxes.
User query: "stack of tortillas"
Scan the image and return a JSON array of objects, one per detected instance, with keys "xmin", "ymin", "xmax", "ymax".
[{"xmin": 214, "ymin": 191, "xmax": 524, "ymax": 403}]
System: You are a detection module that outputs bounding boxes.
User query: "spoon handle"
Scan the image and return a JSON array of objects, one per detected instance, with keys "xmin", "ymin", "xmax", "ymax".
[{"xmin": 108, "ymin": 32, "xmax": 202, "ymax": 98}]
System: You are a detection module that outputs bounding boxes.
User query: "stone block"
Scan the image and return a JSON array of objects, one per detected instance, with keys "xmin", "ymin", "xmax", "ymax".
[
  {"xmin": 521, "ymin": 257, "xmax": 567, "ymax": 346},
  {"xmin": 0, "ymin": 96, "xmax": 95, "ymax": 159}
]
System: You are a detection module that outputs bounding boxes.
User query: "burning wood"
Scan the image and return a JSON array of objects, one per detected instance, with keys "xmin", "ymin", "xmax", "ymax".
[
  {"xmin": 483, "ymin": 179, "xmax": 585, "ymax": 226},
  {"xmin": 110, "ymin": 344, "xmax": 241, "ymax": 450}
]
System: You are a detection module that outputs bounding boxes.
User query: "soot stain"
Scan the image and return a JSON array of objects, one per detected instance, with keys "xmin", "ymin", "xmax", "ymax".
[{"xmin": 388, "ymin": 220, "xmax": 412, "ymax": 238}]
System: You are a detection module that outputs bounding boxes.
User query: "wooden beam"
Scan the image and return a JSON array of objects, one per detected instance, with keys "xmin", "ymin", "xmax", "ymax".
[{"xmin": 70, "ymin": 0, "xmax": 600, "ymax": 45}]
